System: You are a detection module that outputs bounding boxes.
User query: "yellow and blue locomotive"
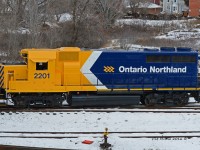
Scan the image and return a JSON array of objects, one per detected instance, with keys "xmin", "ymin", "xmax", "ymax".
[{"xmin": 0, "ymin": 47, "xmax": 199, "ymax": 107}]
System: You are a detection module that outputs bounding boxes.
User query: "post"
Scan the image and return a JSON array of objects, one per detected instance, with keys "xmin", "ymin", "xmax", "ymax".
[
  {"xmin": 104, "ymin": 128, "xmax": 108, "ymax": 144},
  {"xmin": 100, "ymin": 128, "xmax": 112, "ymax": 149}
]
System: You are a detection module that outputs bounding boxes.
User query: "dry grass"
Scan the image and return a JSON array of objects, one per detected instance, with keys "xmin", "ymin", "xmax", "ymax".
[{"xmin": 112, "ymin": 20, "xmax": 200, "ymax": 50}]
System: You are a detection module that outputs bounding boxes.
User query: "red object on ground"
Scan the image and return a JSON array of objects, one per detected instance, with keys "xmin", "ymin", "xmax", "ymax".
[{"xmin": 82, "ymin": 140, "xmax": 94, "ymax": 144}]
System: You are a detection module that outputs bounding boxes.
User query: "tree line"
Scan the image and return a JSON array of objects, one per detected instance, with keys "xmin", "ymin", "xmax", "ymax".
[{"xmin": 0, "ymin": 0, "xmax": 128, "ymax": 60}]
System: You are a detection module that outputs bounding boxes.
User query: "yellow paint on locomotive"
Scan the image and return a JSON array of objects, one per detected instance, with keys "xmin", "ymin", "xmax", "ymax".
[
  {"xmin": 4, "ymin": 47, "xmax": 96, "ymax": 94},
  {"xmin": 2, "ymin": 65, "xmax": 27, "ymax": 89}
]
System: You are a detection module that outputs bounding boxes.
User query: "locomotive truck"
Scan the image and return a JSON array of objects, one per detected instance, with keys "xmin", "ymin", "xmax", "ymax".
[{"xmin": 0, "ymin": 47, "xmax": 199, "ymax": 107}]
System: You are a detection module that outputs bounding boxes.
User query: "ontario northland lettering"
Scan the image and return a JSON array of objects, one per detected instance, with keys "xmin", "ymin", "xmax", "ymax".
[{"xmin": 119, "ymin": 66, "xmax": 187, "ymax": 73}]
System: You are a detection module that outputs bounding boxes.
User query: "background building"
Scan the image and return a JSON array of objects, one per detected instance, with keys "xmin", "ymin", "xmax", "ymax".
[
  {"xmin": 162, "ymin": 0, "xmax": 187, "ymax": 14},
  {"xmin": 125, "ymin": 0, "xmax": 162, "ymax": 16},
  {"xmin": 151, "ymin": 0, "xmax": 161, "ymax": 5},
  {"xmin": 189, "ymin": 0, "xmax": 200, "ymax": 17}
]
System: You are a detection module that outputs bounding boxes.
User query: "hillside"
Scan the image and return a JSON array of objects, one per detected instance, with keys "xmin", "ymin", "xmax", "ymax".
[{"xmin": 0, "ymin": 0, "xmax": 199, "ymax": 62}]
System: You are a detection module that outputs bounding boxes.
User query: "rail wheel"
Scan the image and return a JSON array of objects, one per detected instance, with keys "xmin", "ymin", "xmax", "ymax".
[
  {"xmin": 173, "ymin": 93, "xmax": 189, "ymax": 106},
  {"xmin": 145, "ymin": 94, "xmax": 156, "ymax": 106},
  {"xmin": 67, "ymin": 93, "xmax": 72, "ymax": 106},
  {"xmin": 181, "ymin": 93, "xmax": 189, "ymax": 104},
  {"xmin": 140, "ymin": 95, "xmax": 145, "ymax": 105},
  {"xmin": 12, "ymin": 96, "xmax": 28, "ymax": 108},
  {"xmin": 50, "ymin": 100, "xmax": 60, "ymax": 108}
]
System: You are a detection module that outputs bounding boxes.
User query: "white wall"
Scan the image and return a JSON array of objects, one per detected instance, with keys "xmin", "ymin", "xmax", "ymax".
[{"xmin": 162, "ymin": 0, "xmax": 186, "ymax": 14}]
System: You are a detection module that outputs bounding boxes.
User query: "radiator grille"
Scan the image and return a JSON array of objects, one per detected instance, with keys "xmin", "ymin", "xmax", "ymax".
[{"xmin": 59, "ymin": 52, "xmax": 79, "ymax": 61}]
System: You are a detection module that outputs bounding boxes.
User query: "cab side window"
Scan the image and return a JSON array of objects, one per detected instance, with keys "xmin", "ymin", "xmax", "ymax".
[{"xmin": 36, "ymin": 62, "xmax": 48, "ymax": 70}]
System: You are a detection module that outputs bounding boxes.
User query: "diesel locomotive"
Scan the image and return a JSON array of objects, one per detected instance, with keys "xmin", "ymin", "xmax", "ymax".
[{"xmin": 0, "ymin": 47, "xmax": 199, "ymax": 107}]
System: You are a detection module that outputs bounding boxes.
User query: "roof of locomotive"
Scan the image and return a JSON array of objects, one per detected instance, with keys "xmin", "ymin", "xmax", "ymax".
[
  {"xmin": 20, "ymin": 47, "xmax": 198, "ymax": 55},
  {"xmin": 91, "ymin": 47, "xmax": 198, "ymax": 54},
  {"xmin": 21, "ymin": 47, "xmax": 81, "ymax": 53}
]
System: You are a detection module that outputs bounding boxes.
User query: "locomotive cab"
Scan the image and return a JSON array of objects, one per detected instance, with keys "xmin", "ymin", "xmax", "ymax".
[
  {"xmin": 7, "ymin": 49, "xmax": 58, "ymax": 93},
  {"xmin": 3, "ymin": 48, "xmax": 68, "ymax": 107}
]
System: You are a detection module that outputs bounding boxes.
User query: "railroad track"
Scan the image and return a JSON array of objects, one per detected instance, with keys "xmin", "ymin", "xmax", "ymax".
[
  {"xmin": 0, "ymin": 131, "xmax": 200, "ymax": 139},
  {"xmin": 1, "ymin": 102, "xmax": 200, "ymax": 113},
  {"xmin": 1, "ymin": 107, "xmax": 200, "ymax": 113},
  {"xmin": 0, "ymin": 145, "xmax": 65, "ymax": 150}
]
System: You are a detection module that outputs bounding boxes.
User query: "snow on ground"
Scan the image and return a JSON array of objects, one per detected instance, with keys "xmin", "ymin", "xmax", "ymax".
[
  {"xmin": 108, "ymin": 40, "xmax": 159, "ymax": 50},
  {"xmin": 0, "ymin": 28, "xmax": 31, "ymax": 35},
  {"xmin": 0, "ymin": 52, "xmax": 8, "ymax": 57},
  {"xmin": 116, "ymin": 18, "xmax": 195, "ymax": 28},
  {"xmin": 1, "ymin": 111, "xmax": 200, "ymax": 132},
  {"xmin": 116, "ymin": 18, "xmax": 200, "ymax": 43},
  {"xmin": 155, "ymin": 28, "xmax": 200, "ymax": 40},
  {"xmin": 1, "ymin": 136, "xmax": 200, "ymax": 150},
  {"xmin": 16, "ymin": 27, "xmax": 30, "ymax": 34},
  {"xmin": 196, "ymin": 40, "xmax": 200, "ymax": 47},
  {"xmin": 0, "ymin": 111, "xmax": 200, "ymax": 149},
  {"xmin": 58, "ymin": 13, "xmax": 72, "ymax": 23}
]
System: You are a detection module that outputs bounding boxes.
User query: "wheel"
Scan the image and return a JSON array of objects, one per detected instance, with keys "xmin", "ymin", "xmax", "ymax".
[
  {"xmin": 192, "ymin": 92, "xmax": 199, "ymax": 102},
  {"xmin": 140, "ymin": 95, "xmax": 145, "ymax": 105},
  {"xmin": 174, "ymin": 98, "xmax": 185, "ymax": 106},
  {"xmin": 12, "ymin": 96, "xmax": 27, "ymax": 108},
  {"xmin": 181, "ymin": 93, "xmax": 189, "ymax": 104},
  {"xmin": 54, "ymin": 99, "xmax": 63, "ymax": 107},
  {"xmin": 173, "ymin": 93, "xmax": 189, "ymax": 106},
  {"xmin": 145, "ymin": 94, "xmax": 156, "ymax": 106},
  {"xmin": 67, "ymin": 93, "xmax": 72, "ymax": 106},
  {"xmin": 52, "ymin": 95, "xmax": 63, "ymax": 108}
]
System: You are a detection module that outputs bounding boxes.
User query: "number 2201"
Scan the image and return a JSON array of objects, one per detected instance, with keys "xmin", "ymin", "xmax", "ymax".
[{"xmin": 34, "ymin": 73, "xmax": 50, "ymax": 79}]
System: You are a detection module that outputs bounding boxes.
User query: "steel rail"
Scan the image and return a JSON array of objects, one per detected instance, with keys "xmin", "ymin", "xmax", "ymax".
[
  {"xmin": 1, "ymin": 108, "xmax": 200, "ymax": 113},
  {"xmin": 0, "ymin": 131, "xmax": 200, "ymax": 139}
]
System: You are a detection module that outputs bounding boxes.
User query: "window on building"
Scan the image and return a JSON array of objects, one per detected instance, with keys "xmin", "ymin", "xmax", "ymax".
[
  {"xmin": 167, "ymin": 0, "xmax": 170, "ymax": 2},
  {"xmin": 174, "ymin": 0, "xmax": 176, "ymax": 2},
  {"xmin": 173, "ymin": 6, "xmax": 176, "ymax": 11},
  {"xmin": 36, "ymin": 62, "xmax": 48, "ymax": 70},
  {"xmin": 167, "ymin": 6, "xmax": 170, "ymax": 10}
]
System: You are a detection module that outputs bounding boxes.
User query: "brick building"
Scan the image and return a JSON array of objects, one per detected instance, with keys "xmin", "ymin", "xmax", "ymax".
[
  {"xmin": 125, "ymin": 0, "xmax": 162, "ymax": 15},
  {"xmin": 189, "ymin": 0, "xmax": 200, "ymax": 17},
  {"xmin": 151, "ymin": 0, "xmax": 161, "ymax": 5},
  {"xmin": 146, "ymin": 3, "xmax": 162, "ymax": 15}
]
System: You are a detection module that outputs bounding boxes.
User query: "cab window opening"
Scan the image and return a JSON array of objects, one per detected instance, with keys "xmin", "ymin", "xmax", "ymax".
[{"xmin": 36, "ymin": 62, "xmax": 48, "ymax": 70}]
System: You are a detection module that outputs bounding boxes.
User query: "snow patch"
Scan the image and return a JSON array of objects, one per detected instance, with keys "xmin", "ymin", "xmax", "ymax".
[
  {"xmin": 58, "ymin": 13, "xmax": 72, "ymax": 23},
  {"xmin": 116, "ymin": 18, "xmax": 196, "ymax": 28},
  {"xmin": 155, "ymin": 28, "xmax": 200, "ymax": 40}
]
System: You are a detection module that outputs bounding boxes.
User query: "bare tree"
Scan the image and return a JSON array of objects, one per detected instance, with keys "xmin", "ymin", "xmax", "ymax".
[
  {"xmin": 0, "ymin": 0, "xmax": 135, "ymax": 55},
  {"xmin": 127, "ymin": 0, "xmax": 149, "ymax": 17},
  {"xmin": 68, "ymin": 0, "xmax": 91, "ymax": 46},
  {"xmin": 45, "ymin": 0, "xmax": 69, "ymax": 22},
  {"xmin": 25, "ymin": 0, "xmax": 40, "ymax": 48},
  {"xmin": 93, "ymin": 0, "xmax": 124, "ymax": 28}
]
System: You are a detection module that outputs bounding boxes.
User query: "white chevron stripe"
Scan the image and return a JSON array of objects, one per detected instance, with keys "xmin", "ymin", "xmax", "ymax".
[{"xmin": 81, "ymin": 51, "xmax": 107, "ymax": 90}]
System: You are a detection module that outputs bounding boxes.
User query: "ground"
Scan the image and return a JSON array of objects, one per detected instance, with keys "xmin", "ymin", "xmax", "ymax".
[{"xmin": 0, "ymin": 103, "xmax": 200, "ymax": 149}]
